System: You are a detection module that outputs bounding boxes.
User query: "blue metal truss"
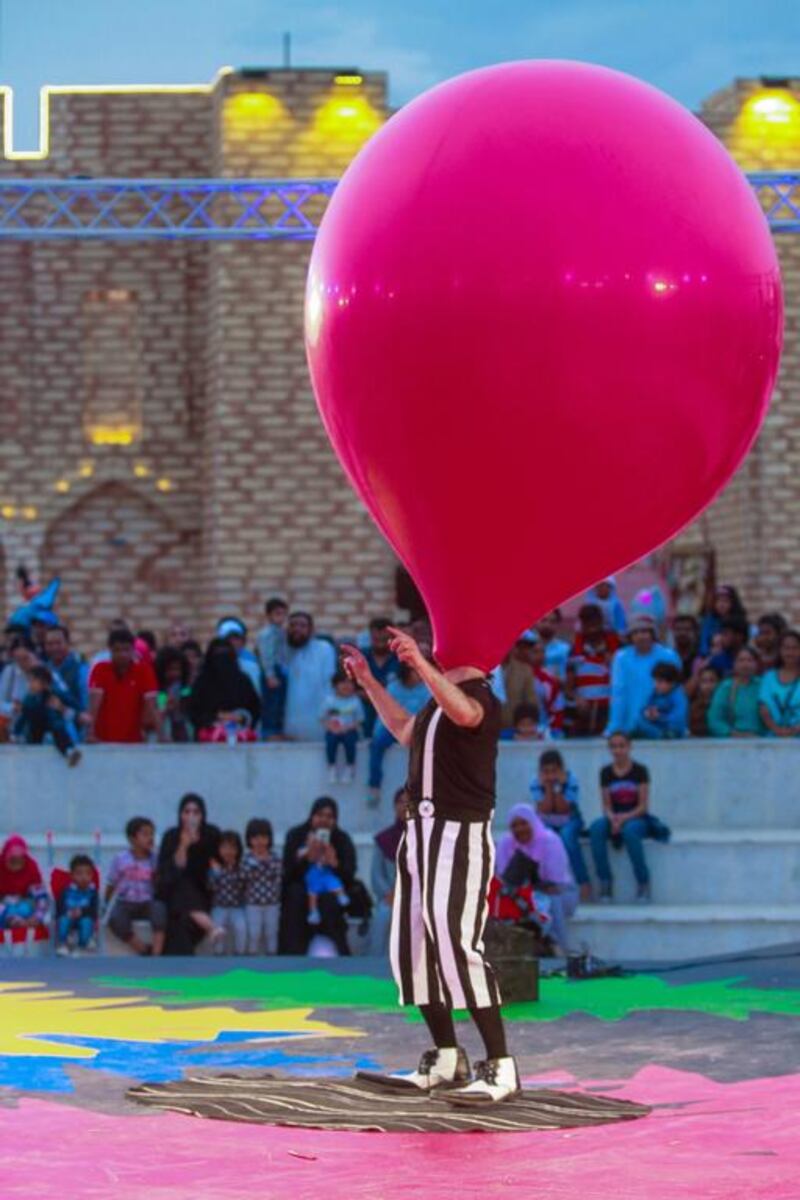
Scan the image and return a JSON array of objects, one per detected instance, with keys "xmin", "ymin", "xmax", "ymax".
[{"xmin": 0, "ymin": 173, "xmax": 796, "ymax": 239}]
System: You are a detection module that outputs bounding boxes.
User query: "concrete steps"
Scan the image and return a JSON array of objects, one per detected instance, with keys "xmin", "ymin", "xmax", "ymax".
[{"xmin": 571, "ymin": 904, "xmax": 800, "ymax": 960}]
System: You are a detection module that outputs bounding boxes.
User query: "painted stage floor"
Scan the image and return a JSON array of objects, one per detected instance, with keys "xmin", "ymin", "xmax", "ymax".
[{"xmin": 1, "ymin": 949, "xmax": 799, "ymax": 1199}]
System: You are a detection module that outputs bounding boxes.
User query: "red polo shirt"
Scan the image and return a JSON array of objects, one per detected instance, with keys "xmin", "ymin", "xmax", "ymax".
[{"xmin": 88, "ymin": 660, "xmax": 158, "ymax": 743}]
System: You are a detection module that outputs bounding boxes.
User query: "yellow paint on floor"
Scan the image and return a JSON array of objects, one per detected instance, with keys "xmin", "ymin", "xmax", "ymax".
[{"xmin": 0, "ymin": 981, "xmax": 363, "ymax": 1059}]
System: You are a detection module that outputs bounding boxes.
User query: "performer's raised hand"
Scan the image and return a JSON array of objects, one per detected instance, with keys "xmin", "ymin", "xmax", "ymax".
[
  {"xmin": 387, "ymin": 626, "xmax": 428, "ymax": 673},
  {"xmin": 340, "ymin": 643, "xmax": 372, "ymax": 687}
]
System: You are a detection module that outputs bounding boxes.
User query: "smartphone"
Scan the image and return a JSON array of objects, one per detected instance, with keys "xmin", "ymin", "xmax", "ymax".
[{"xmin": 315, "ymin": 828, "xmax": 331, "ymax": 844}]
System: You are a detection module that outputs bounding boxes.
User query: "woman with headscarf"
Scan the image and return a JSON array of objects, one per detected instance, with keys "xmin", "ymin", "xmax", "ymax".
[
  {"xmin": 280, "ymin": 796, "xmax": 357, "ymax": 956},
  {"xmin": 494, "ymin": 804, "xmax": 578, "ymax": 955},
  {"xmin": 369, "ymin": 787, "xmax": 408, "ymax": 954},
  {"xmin": 156, "ymin": 793, "xmax": 222, "ymax": 954},
  {"xmin": 0, "ymin": 835, "xmax": 49, "ymax": 938},
  {"xmin": 189, "ymin": 637, "xmax": 261, "ymax": 741}
]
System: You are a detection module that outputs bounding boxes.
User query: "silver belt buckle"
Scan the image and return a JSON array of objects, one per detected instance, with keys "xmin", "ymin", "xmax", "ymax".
[{"xmin": 418, "ymin": 799, "xmax": 435, "ymax": 818}]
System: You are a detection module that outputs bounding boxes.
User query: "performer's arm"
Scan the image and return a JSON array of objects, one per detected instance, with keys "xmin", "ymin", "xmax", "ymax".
[
  {"xmin": 387, "ymin": 627, "xmax": 484, "ymax": 729},
  {"xmin": 340, "ymin": 644, "xmax": 415, "ymax": 746}
]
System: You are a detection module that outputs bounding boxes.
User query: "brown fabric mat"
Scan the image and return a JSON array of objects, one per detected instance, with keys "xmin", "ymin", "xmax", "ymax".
[{"xmin": 128, "ymin": 1074, "xmax": 651, "ymax": 1132}]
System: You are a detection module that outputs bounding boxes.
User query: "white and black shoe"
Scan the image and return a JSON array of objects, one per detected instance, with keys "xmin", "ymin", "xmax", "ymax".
[
  {"xmin": 443, "ymin": 1057, "xmax": 521, "ymax": 1105},
  {"xmin": 356, "ymin": 1046, "xmax": 471, "ymax": 1092}
]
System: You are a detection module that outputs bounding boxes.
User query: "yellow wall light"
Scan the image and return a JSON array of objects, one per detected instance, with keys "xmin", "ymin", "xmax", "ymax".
[
  {"xmin": 86, "ymin": 426, "xmax": 137, "ymax": 446},
  {"xmin": 21, "ymin": 506, "xmax": 38, "ymax": 520},
  {"xmin": 312, "ymin": 92, "xmax": 382, "ymax": 140},
  {"xmin": 1, "ymin": 505, "xmax": 17, "ymax": 519},
  {"xmin": 54, "ymin": 479, "xmax": 71, "ymax": 494},
  {"xmin": 334, "ymin": 75, "xmax": 364, "ymax": 86},
  {"xmin": 735, "ymin": 88, "xmax": 800, "ymax": 167},
  {"xmin": 155, "ymin": 477, "xmax": 174, "ymax": 493}
]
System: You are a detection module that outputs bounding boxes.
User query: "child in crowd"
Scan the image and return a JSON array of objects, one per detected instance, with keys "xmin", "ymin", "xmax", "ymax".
[
  {"xmin": 636, "ymin": 662, "xmax": 688, "ymax": 739},
  {"xmin": 688, "ymin": 666, "xmax": 722, "ymax": 736},
  {"xmin": 209, "ymin": 830, "xmax": 247, "ymax": 955},
  {"xmin": 106, "ymin": 817, "xmax": 166, "ymax": 955},
  {"xmin": 154, "ymin": 646, "xmax": 193, "ymax": 743},
  {"xmin": 257, "ymin": 597, "xmax": 289, "ymax": 737},
  {"xmin": 306, "ymin": 832, "xmax": 350, "ymax": 927},
  {"xmin": 501, "ymin": 702, "xmax": 545, "ymax": 741},
  {"xmin": 566, "ymin": 603, "xmax": 621, "ymax": 737},
  {"xmin": 242, "ymin": 818, "xmax": 282, "ymax": 954},
  {"xmin": 527, "ymin": 635, "xmax": 565, "ymax": 736},
  {"xmin": 14, "ymin": 666, "xmax": 81, "ymax": 766},
  {"xmin": 56, "ymin": 854, "xmax": 98, "ymax": 955},
  {"xmin": 0, "ymin": 835, "xmax": 49, "ymax": 937},
  {"xmin": 320, "ymin": 670, "xmax": 366, "ymax": 784},
  {"xmin": 530, "ymin": 749, "xmax": 591, "ymax": 902}
]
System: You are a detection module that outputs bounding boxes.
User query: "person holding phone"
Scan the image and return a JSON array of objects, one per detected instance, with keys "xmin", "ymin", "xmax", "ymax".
[
  {"xmin": 156, "ymin": 793, "xmax": 222, "ymax": 954},
  {"xmin": 342, "ymin": 627, "xmax": 520, "ymax": 1106},
  {"xmin": 280, "ymin": 797, "xmax": 357, "ymax": 955}
]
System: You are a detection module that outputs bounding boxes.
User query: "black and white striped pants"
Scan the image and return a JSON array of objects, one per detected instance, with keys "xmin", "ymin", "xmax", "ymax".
[{"xmin": 389, "ymin": 814, "xmax": 501, "ymax": 1010}]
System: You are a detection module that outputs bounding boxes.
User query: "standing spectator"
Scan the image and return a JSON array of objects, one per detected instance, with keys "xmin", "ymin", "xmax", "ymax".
[
  {"xmin": 370, "ymin": 787, "xmax": 407, "ymax": 955},
  {"xmin": 0, "ymin": 637, "xmax": 37, "ymax": 738},
  {"xmin": 759, "ymin": 630, "xmax": 800, "ymax": 738},
  {"xmin": 43, "ymin": 625, "xmax": 88, "ymax": 722},
  {"xmin": 699, "ymin": 584, "xmax": 748, "ymax": 655},
  {"xmin": 216, "ymin": 618, "xmax": 262, "ymax": 696},
  {"xmin": 135, "ymin": 630, "xmax": 158, "ymax": 667},
  {"xmin": 754, "ymin": 613, "xmax": 787, "ymax": 673},
  {"xmin": 156, "ymin": 794, "xmax": 222, "ymax": 955},
  {"xmin": 688, "ymin": 666, "xmax": 722, "ymax": 736},
  {"xmin": 604, "ymin": 615, "xmax": 681, "ymax": 737},
  {"xmin": 585, "ymin": 577, "xmax": 627, "ymax": 635},
  {"xmin": 565, "ymin": 603, "xmax": 620, "ymax": 737},
  {"xmin": 530, "ymin": 749, "xmax": 591, "ymax": 901},
  {"xmin": 499, "ymin": 639, "xmax": 541, "ymax": 730},
  {"xmin": 242, "ymin": 818, "xmax": 282, "ymax": 955},
  {"xmin": 590, "ymin": 733, "xmax": 668, "ymax": 902},
  {"xmin": 280, "ymin": 797, "xmax": 356, "ymax": 956},
  {"xmin": 284, "ymin": 613, "xmax": 338, "ymax": 741},
  {"xmin": 708, "ymin": 647, "xmax": 765, "ymax": 738},
  {"xmin": 706, "ymin": 618, "xmax": 749, "ymax": 679},
  {"xmin": 256, "ymin": 597, "xmax": 289, "ymax": 737},
  {"xmin": 180, "ymin": 639, "xmax": 204, "ymax": 686},
  {"xmin": 14, "ymin": 666, "xmax": 82, "ymax": 765},
  {"xmin": 494, "ymin": 804, "xmax": 579, "ymax": 954},
  {"xmin": 55, "ymin": 854, "xmax": 98, "ymax": 956},
  {"xmin": 209, "ymin": 831, "xmax": 247, "ymax": 956},
  {"xmin": 534, "ymin": 610, "xmax": 571, "ymax": 679},
  {"xmin": 29, "ymin": 611, "xmax": 59, "ymax": 660},
  {"xmin": 670, "ymin": 614, "xmax": 702, "ymax": 683},
  {"xmin": 154, "ymin": 646, "xmax": 193, "ymax": 743},
  {"xmin": 635, "ymin": 662, "xmax": 689, "ymax": 739},
  {"xmin": 188, "ymin": 638, "xmax": 261, "ymax": 741},
  {"xmin": 360, "ymin": 619, "xmax": 399, "ymax": 737},
  {"xmin": 106, "ymin": 817, "xmax": 166, "ymax": 956},
  {"xmin": 527, "ymin": 634, "xmax": 565, "ymax": 736},
  {"xmin": 367, "ymin": 663, "xmax": 430, "ymax": 805},
  {"xmin": 321, "ymin": 670, "xmax": 366, "ymax": 784},
  {"xmin": 501, "ymin": 702, "xmax": 545, "ymax": 741},
  {"xmin": 87, "ymin": 628, "xmax": 158, "ymax": 744},
  {"xmin": 166, "ymin": 620, "xmax": 193, "ymax": 648},
  {"xmin": 0, "ymin": 835, "xmax": 48, "ymax": 937}
]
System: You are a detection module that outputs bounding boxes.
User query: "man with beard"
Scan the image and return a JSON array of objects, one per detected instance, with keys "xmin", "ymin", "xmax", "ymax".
[{"xmin": 284, "ymin": 612, "xmax": 337, "ymax": 741}]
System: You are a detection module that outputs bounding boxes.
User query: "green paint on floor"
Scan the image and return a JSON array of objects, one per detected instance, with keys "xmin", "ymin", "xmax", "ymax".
[{"xmin": 95, "ymin": 968, "xmax": 800, "ymax": 1024}]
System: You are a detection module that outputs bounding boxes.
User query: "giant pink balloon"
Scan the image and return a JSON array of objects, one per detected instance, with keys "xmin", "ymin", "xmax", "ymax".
[{"xmin": 305, "ymin": 61, "xmax": 782, "ymax": 671}]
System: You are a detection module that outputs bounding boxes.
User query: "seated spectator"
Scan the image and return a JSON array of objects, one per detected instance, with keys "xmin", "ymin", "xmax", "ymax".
[
  {"xmin": 368, "ymin": 663, "xmax": 430, "ymax": 805},
  {"xmin": 0, "ymin": 835, "xmax": 49, "ymax": 938},
  {"xmin": 209, "ymin": 831, "xmax": 247, "ymax": 956},
  {"xmin": 534, "ymin": 610, "xmax": 571, "ymax": 680},
  {"xmin": 584, "ymin": 576, "xmax": 627, "ymax": 635},
  {"xmin": 494, "ymin": 804, "xmax": 579, "ymax": 954},
  {"xmin": 754, "ymin": 613, "xmax": 787, "ymax": 673},
  {"xmin": 370, "ymin": 787, "xmax": 407, "ymax": 955},
  {"xmin": 14, "ymin": 665, "xmax": 82, "ymax": 765},
  {"xmin": 0, "ymin": 636, "xmax": 37, "ymax": 738},
  {"xmin": 688, "ymin": 665, "xmax": 722, "ymax": 736},
  {"xmin": 242, "ymin": 818, "xmax": 282, "ymax": 955},
  {"xmin": 321, "ymin": 670, "xmax": 366, "ymax": 785},
  {"xmin": 530, "ymin": 749, "xmax": 591, "ymax": 902},
  {"xmin": 281, "ymin": 796, "xmax": 356, "ymax": 956},
  {"xmin": 55, "ymin": 854, "xmax": 98, "ymax": 956},
  {"xmin": 499, "ymin": 639, "xmax": 540, "ymax": 729},
  {"xmin": 605, "ymin": 615, "xmax": 681, "ymax": 736},
  {"xmin": 708, "ymin": 647, "xmax": 765, "ymax": 738},
  {"xmin": 589, "ymin": 733, "xmax": 669, "ymax": 902},
  {"xmin": 256, "ymin": 597, "xmax": 289, "ymax": 737},
  {"xmin": 706, "ymin": 618, "xmax": 749, "ymax": 679},
  {"xmin": 284, "ymin": 612, "xmax": 338, "ymax": 741},
  {"xmin": 106, "ymin": 816, "xmax": 166, "ymax": 956},
  {"xmin": 565, "ymin": 603, "xmax": 620, "ymax": 737},
  {"xmin": 156, "ymin": 794, "xmax": 222, "ymax": 955},
  {"xmin": 699, "ymin": 583, "xmax": 748, "ymax": 655},
  {"xmin": 216, "ymin": 617, "xmax": 262, "ymax": 696},
  {"xmin": 189, "ymin": 638, "xmax": 261, "ymax": 742},
  {"xmin": 759, "ymin": 630, "xmax": 800, "ymax": 738},
  {"xmin": 635, "ymin": 662, "xmax": 688, "ymax": 739},
  {"xmin": 88, "ymin": 628, "xmax": 158, "ymax": 744},
  {"xmin": 360, "ymin": 618, "xmax": 399, "ymax": 737},
  {"xmin": 501, "ymin": 701, "xmax": 545, "ymax": 741},
  {"xmin": 671, "ymin": 614, "xmax": 702, "ymax": 683},
  {"xmin": 154, "ymin": 646, "xmax": 193, "ymax": 743},
  {"xmin": 43, "ymin": 625, "xmax": 89, "ymax": 726}
]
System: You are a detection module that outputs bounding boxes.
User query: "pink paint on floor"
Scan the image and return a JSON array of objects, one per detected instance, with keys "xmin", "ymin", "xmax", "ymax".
[{"xmin": 1, "ymin": 1066, "xmax": 799, "ymax": 1200}]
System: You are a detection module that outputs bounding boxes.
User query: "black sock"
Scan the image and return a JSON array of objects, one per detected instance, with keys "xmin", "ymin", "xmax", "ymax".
[
  {"xmin": 418, "ymin": 1003, "xmax": 457, "ymax": 1049},
  {"xmin": 468, "ymin": 1005, "xmax": 508, "ymax": 1060}
]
